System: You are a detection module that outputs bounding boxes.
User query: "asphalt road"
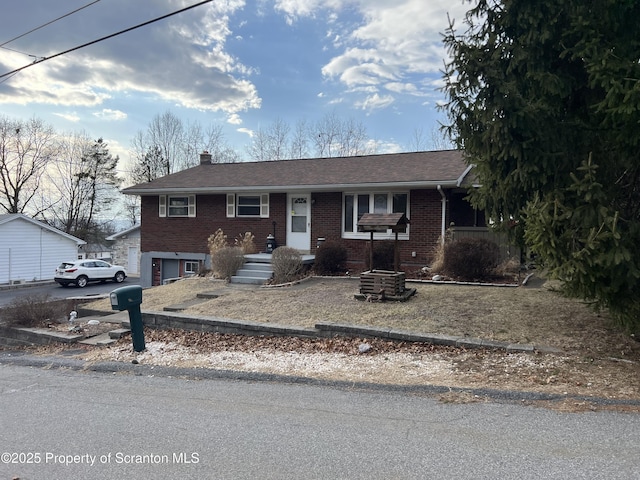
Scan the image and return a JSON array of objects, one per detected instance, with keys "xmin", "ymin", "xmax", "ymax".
[
  {"xmin": 1, "ymin": 364, "xmax": 638, "ymax": 480},
  {"xmin": 0, "ymin": 277, "xmax": 141, "ymax": 307}
]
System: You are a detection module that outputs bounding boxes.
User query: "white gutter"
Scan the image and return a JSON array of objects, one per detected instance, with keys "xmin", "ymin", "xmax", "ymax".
[
  {"xmin": 437, "ymin": 185, "xmax": 447, "ymax": 244},
  {"xmin": 456, "ymin": 164, "xmax": 475, "ymax": 187}
]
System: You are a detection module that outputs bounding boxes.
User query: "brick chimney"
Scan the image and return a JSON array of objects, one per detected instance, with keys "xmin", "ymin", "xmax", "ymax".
[{"xmin": 200, "ymin": 151, "xmax": 212, "ymax": 165}]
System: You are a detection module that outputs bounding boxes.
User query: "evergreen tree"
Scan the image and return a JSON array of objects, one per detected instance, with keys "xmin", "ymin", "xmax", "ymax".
[{"xmin": 442, "ymin": 0, "xmax": 640, "ymax": 331}]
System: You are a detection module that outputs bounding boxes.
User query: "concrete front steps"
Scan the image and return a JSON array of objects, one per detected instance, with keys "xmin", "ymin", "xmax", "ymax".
[
  {"xmin": 230, "ymin": 253, "xmax": 316, "ymax": 286},
  {"xmin": 231, "ymin": 260, "xmax": 273, "ymax": 285}
]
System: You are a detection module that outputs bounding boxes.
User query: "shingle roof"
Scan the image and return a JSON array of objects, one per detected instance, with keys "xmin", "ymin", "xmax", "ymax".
[{"xmin": 123, "ymin": 150, "xmax": 471, "ymax": 195}]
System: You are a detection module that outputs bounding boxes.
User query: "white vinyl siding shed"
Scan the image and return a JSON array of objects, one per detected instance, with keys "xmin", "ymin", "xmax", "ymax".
[{"xmin": 0, "ymin": 214, "xmax": 86, "ymax": 284}]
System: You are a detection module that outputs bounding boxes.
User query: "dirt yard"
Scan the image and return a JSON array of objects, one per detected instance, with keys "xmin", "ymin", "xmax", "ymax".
[{"xmin": 66, "ymin": 275, "xmax": 640, "ymax": 411}]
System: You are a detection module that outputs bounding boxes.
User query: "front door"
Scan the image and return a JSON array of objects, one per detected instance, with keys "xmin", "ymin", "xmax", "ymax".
[{"xmin": 287, "ymin": 193, "xmax": 311, "ymax": 251}]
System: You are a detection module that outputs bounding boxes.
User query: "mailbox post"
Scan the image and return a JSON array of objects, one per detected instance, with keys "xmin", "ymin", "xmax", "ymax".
[{"xmin": 110, "ymin": 285, "xmax": 145, "ymax": 352}]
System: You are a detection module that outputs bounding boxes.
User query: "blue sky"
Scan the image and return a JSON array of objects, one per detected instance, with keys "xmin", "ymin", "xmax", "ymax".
[{"xmin": 0, "ymin": 0, "xmax": 470, "ymax": 177}]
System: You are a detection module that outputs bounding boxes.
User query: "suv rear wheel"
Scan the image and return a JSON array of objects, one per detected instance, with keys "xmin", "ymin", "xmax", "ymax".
[{"xmin": 76, "ymin": 275, "xmax": 89, "ymax": 288}]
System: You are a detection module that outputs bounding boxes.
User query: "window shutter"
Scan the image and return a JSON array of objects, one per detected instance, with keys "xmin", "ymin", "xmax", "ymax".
[
  {"xmin": 260, "ymin": 194, "xmax": 269, "ymax": 218},
  {"xmin": 188, "ymin": 195, "xmax": 196, "ymax": 217},
  {"xmin": 226, "ymin": 194, "xmax": 235, "ymax": 218},
  {"xmin": 159, "ymin": 195, "xmax": 166, "ymax": 217}
]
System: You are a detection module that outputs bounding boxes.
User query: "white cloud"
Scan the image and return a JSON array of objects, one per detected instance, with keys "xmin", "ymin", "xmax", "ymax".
[
  {"xmin": 374, "ymin": 138, "xmax": 403, "ymax": 154},
  {"xmin": 0, "ymin": 0, "xmax": 261, "ymax": 116},
  {"xmin": 274, "ymin": 0, "xmax": 345, "ymax": 23},
  {"xmin": 93, "ymin": 109, "xmax": 127, "ymax": 120},
  {"xmin": 53, "ymin": 112, "xmax": 81, "ymax": 122},
  {"xmin": 384, "ymin": 82, "xmax": 424, "ymax": 96},
  {"xmin": 355, "ymin": 93, "xmax": 394, "ymax": 112},
  {"xmin": 278, "ymin": 0, "xmax": 468, "ymax": 111},
  {"xmin": 237, "ymin": 127, "xmax": 254, "ymax": 137},
  {"xmin": 227, "ymin": 113, "xmax": 243, "ymax": 125}
]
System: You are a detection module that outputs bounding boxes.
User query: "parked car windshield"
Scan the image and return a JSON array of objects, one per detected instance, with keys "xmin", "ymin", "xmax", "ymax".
[{"xmin": 58, "ymin": 262, "xmax": 76, "ymax": 269}]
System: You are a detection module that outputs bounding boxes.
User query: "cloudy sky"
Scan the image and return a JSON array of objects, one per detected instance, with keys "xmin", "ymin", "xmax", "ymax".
[{"xmin": 0, "ymin": 0, "xmax": 469, "ymax": 172}]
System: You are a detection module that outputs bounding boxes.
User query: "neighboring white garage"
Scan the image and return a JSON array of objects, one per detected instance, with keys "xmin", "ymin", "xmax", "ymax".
[{"xmin": 0, "ymin": 214, "xmax": 86, "ymax": 285}]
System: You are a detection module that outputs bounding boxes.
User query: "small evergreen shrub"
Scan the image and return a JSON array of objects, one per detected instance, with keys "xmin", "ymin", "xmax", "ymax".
[
  {"xmin": 442, "ymin": 238, "xmax": 500, "ymax": 280},
  {"xmin": 271, "ymin": 246, "xmax": 302, "ymax": 284},
  {"xmin": 210, "ymin": 246, "xmax": 245, "ymax": 280},
  {"xmin": 3, "ymin": 294, "xmax": 74, "ymax": 327},
  {"xmin": 314, "ymin": 241, "xmax": 348, "ymax": 275},
  {"xmin": 364, "ymin": 240, "xmax": 397, "ymax": 271}
]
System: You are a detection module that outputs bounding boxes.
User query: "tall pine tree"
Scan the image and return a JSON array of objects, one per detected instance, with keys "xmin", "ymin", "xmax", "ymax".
[{"xmin": 442, "ymin": 0, "xmax": 640, "ymax": 332}]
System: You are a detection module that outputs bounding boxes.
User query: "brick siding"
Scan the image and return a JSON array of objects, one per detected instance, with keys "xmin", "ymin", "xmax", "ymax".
[
  {"xmin": 141, "ymin": 193, "xmax": 287, "ymax": 254},
  {"xmin": 141, "ymin": 188, "xmax": 463, "ymax": 275}
]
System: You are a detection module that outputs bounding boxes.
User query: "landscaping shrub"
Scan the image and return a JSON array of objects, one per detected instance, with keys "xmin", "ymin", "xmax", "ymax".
[
  {"xmin": 210, "ymin": 246, "xmax": 245, "ymax": 280},
  {"xmin": 430, "ymin": 228, "xmax": 454, "ymax": 272},
  {"xmin": 494, "ymin": 256, "xmax": 521, "ymax": 277},
  {"xmin": 314, "ymin": 241, "xmax": 348, "ymax": 275},
  {"xmin": 271, "ymin": 246, "xmax": 302, "ymax": 284},
  {"xmin": 234, "ymin": 231, "xmax": 257, "ymax": 254},
  {"xmin": 3, "ymin": 293, "xmax": 74, "ymax": 327},
  {"xmin": 442, "ymin": 237, "xmax": 500, "ymax": 280},
  {"xmin": 207, "ymin": 228, "xmax": 228, "ymax": 257},
  {"xmin": 364, "ymin": 240, "xmax": 397, "ymax": 271}
]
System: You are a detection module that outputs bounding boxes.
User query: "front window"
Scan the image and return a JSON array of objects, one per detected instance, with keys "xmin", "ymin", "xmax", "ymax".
[
  {"xmin": 159, "ymin": 195, "xmax": 196, "ymax": 217},
  {"xmin": 227, "ymin": 193, "xmax": 269, "ymax": 218},
  {"xmin": 168, "ymin": 196, "xmax": 189, "ymax": 216},
  {"xmin": 237, "ymin": 195, "xmax": 261, "ymax": 216},
  {"xmin": 343, "ymin": 192, "xmax": 409, "ymax": 237}
]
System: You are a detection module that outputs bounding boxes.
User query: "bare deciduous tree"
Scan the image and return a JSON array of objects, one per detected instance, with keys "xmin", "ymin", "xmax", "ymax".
[
  {"xmin": 408, "ymin": 127, "xmax": 428, "ymax": 152},
  {"xmin": 246, "ymin": 117, "xmax": 291, "ymax": 161},
  {"xmin": 42, "ymin": 135, "xmax": 120, "ymax": 241},
  {"xmin": 312, "ymin": 112, "xmax": 374, "ymax": 157},
  {"xmin": 43, "ymin": 131, "xmax": 92, "ymax": 234},
  {"xmin": 407, "ymin": 126, "xmax": 454, "ymax": 152},
  {"xmin": 288, "ymin": 119, "xmax": 310, "ymax": 159},
  {"xmin": 0, "ymin": 116, "xmax": 56, "ymax": 214},
  {"xmin": 128, "ymin": 111, "xmax": 238, "ymax": 184}
]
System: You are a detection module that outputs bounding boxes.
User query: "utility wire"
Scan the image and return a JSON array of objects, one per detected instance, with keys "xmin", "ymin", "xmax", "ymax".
[
  {"xmin": 0, "ymin": 44, "xmax": 41, "ymax": 59},
  {"xmin": 0, "ymin": 0, "xmax": 101, "ymax": 48},
  {"xmin": 0, "ymin": 0, "xmax": 214, "ymax": 80}
]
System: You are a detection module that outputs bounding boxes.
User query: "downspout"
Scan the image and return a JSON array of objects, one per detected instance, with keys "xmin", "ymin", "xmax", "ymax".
[{"xmin": 437, "ymin": 185, "xmax": 447, "ymax": 244}]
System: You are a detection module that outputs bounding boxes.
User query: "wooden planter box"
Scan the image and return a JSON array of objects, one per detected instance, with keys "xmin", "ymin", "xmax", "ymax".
[{"xmin": 360, "ymin": 270, "xmax": 406, "ymax": 296}]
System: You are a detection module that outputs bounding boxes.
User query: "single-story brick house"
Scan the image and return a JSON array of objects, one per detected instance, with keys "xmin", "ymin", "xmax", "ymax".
[{"xmin": 123, "ymin": 150, "xmax": 485, "ymax": 287}]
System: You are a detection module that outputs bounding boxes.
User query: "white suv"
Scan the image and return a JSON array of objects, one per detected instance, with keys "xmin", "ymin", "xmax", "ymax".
[{"xmin": 55, "ymin": 260, "xmax": 127, "ymax": 288}]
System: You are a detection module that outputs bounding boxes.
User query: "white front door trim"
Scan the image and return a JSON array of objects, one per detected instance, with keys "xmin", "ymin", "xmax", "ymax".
[{"xmin": 286, "ymin": 193, "xmax": 311, "ymax": 251}]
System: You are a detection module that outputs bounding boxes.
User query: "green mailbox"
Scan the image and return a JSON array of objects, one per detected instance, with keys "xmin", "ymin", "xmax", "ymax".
[{"xmin": 110, "ymin": 285, "xmax": 145, "ymax": 352}]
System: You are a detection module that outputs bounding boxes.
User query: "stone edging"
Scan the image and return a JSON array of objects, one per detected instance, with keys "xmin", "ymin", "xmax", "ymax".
[
  {"xmin": 1, "ymin": 307, "xmax": 561, "ymax": 354},
  {"xmin": 118, "ymin": 310, "xmax": 560, "ymax": 354}
]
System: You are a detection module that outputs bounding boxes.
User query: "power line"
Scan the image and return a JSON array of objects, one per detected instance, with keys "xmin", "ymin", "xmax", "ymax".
[
  {"xmin": 0, "ymin": 0, "xmax": 101, "ymax": 48},
  {"xmin": 0, "ymin": 0, "xmax": 214, "ymax": 80},
  {"xmin": 0, "ymin": 44, "xmax": 41, "ymax": 59}
]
